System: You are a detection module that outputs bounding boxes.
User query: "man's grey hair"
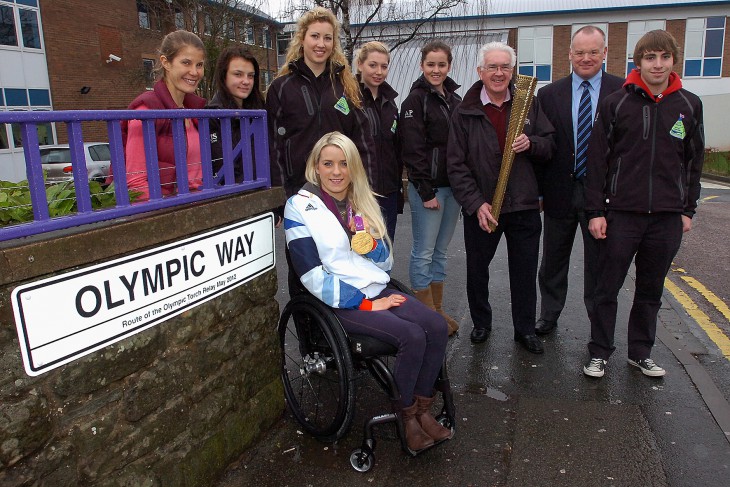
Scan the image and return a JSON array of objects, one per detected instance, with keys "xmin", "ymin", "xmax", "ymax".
[{"xmin": 478, "ymin": 42, "xmax": 516, "ymax": 68}]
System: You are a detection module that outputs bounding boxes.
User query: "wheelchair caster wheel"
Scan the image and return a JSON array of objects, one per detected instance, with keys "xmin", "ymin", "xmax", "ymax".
[{"xmin": 350, "ymin": 448, "xmax": 374, "ymax": 472}]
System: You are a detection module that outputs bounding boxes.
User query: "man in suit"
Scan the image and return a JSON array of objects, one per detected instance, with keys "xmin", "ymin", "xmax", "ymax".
[{"xmin": 535, "ymin": 25, "xmax": 624, "ymax": 335}]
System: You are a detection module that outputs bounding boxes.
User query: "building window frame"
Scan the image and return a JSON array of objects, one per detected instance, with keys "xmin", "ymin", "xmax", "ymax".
[
  {"xmin": 517, "ymin": 25, "xmax": 553, "ymax": 82},
  {"xmin": 684, "ymin": 16, "xmax": 725, "ymax": 78},
  {"xmin": 625, "ymin": 20, "xmax": 666, "ymax": 75},
  {"xmin": 137, "ymin": 1, "xmax": 150, "ymax": 30}
]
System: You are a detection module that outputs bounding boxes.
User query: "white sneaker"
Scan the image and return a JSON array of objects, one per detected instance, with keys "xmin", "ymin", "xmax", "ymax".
[
  {"xmin": 583, "ymin": 358, "xmax": 606, "ymax": 377},
  {"xmin": 628, "ymin": 358, "xmax": 666, "ymax": 377}
]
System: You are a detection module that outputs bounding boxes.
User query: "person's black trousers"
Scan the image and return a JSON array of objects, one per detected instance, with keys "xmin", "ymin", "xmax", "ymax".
[
  {"xmin": 588, "ymin": 211, "xmax": 683, "ymax": 361},
  {"xmin": 463, "ymin": 209, "xmax": 542, "ymax": 336},
  {"xmin": 538, "ymin": 181, "xmax": 599, "ymax": 324}
]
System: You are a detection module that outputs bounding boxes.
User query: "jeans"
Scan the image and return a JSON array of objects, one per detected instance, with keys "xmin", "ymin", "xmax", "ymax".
[{"xmin": 408, "ymin": 183, "xmax": 461, "ymax": 290}]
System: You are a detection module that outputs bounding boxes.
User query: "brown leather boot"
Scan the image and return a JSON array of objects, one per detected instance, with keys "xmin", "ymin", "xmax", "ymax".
[
  {"xmin": 430, "ymin": 281, "xmax": 459, "ymax": 336},
  {"xmin": 413, "ymin": 286, "xmax": 435, "ymax": 309},
  {"xmin": 415, "ymin": 395, "xmax": 453, "ymax": 442},
  {"xmin": 401, "ymin": 401, "xmax": 434, "ymax": 450}
]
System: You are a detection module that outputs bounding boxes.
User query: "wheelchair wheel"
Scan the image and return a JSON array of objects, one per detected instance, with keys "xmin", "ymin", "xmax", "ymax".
[
  {"xmin": 350, "ymin": 447, "xmax": 374, "ymax": 472},
  {"xmin": 279, "ymin": 294, "xmax": 356, "ymax": 442}
]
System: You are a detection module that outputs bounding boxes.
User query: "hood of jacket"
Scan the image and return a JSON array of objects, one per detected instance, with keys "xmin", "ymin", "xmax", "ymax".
[
  {"xmin": 409, "ymin": 74, "xmax": 460, "ymax": 95},
  {"xmin": 624, "ymin": 68, "xmax": 682, "ymax": 102},
  {"xmin": 358, "ymin": 77, "xmax": 399, "ymax": 103},
  {"xmin": 289, "ymin": 57, "xmax": 345, "ymax": 80}
]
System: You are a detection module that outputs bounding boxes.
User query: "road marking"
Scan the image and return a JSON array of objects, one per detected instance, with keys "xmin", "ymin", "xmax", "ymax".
[
  {"xmin": 701, "ymin": 195, "xmax": 719, "ymax": 202},
  {"xmin": 664, "ymin": 278, "xmax": 730, "ymax": 359},
  {"xmin": 680, "ymin": 276, "xmax": 730, "ymax": 322}
]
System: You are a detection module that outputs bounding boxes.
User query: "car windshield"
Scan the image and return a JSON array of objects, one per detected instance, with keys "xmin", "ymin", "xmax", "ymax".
[{"xmin": 40, "ymin": 148, "xmax": 72, "ymax": 163}]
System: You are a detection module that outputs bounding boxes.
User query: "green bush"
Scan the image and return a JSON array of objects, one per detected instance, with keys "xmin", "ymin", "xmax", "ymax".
[
  {"xmin": 704, "ymin": 149, "xmax": 730, "ymax": 177},
  {"xmin": 0, "ymin": 179, "xmax": 141, "ymax": 227}
]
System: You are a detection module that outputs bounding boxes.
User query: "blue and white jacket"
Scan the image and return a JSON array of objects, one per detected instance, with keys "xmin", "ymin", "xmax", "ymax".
[{"xmin": 284, "ymin": 184, "xmax": 392, "ymax": 309}]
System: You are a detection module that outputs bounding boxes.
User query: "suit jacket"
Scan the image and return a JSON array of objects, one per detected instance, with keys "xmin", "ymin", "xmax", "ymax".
[{"xmin": 537, "ymin": 71, "xmax": 624, "ymax": 218}]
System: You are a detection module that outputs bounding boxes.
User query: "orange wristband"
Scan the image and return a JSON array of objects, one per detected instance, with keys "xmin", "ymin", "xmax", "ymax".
[{"xmin": 358, "ymin": 299, "xmax": 373, "ymax": 311}]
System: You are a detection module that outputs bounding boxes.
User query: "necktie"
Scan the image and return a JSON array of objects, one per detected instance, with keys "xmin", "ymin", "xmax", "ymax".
[{"xmin": 575, "ymin": 80, "xmax": 592, "ymax": 180}]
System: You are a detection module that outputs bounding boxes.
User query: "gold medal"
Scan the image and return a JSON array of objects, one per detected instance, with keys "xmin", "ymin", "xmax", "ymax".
[{"xmin": 351, "ymin": 215, "xmax": 375, "ymax": 254}]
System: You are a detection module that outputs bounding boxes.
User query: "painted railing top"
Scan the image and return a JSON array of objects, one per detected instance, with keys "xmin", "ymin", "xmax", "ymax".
[{"xmin": 0, "ymin": 109, "xmax": 271, "ymax": 243}]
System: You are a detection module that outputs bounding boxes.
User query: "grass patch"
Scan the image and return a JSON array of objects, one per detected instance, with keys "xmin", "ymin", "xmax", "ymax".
[{"xmin": 704, "ymin": 149, "xmax": 730, "ymax": 177}]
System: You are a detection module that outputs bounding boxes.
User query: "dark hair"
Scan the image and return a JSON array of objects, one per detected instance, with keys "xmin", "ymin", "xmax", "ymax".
[
  {"xmin": 633, "ymin": 30, "xmax": 679, "ymax": 66},
  {"xmin": 156, "ymin": 30, "xmax": 205, "ymax": 79},
  {"xmin": 421, "ymin": 40, "xmax": 452, "ymax": 65},
  {"xmin": 212, "ymin": 45, "xmax": 264, "ymax": 109}
]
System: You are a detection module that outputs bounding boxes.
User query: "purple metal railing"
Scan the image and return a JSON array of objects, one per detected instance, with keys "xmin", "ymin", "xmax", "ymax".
[{"xmin": 0, "ymin": 109, "xmax": 271, "ymax": 242}]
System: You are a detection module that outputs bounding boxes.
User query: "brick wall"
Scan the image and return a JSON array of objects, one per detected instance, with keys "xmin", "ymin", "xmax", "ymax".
[
  {"xmin": 39, "ymin": 0, "xmax": 280, "ymax": 144},
  {"xmin": 666, "ymin": 19, "xmax": 687, "ymax": 73},
  {"xmin": 606, "ymin": 22, "xmax": 627, "ymax": 78},
  {"xmin": 551, "ymin": 25, "xmax": 572, "ymax": 80}
]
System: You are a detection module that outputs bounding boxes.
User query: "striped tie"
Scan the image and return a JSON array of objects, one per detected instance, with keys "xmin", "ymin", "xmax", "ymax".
[{"xmin": 575, "ymin": 80, "xmax": 592, "ymax": 180}]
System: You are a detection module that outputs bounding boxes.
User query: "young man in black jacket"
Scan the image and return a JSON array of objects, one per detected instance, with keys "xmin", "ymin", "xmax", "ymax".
[{"xmin": 583, "ymin": 30, "xmax": 704, "ymax": 378}]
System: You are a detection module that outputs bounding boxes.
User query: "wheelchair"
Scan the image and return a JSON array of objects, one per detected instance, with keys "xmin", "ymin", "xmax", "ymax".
[{"xmin": 277, "ymin": 278, "xmax": 456, "ymax": 472}]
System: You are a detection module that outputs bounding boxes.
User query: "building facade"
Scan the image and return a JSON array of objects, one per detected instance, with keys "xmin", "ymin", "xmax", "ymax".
[
  {"xmin": 351, "ymin": 0, "xmax": 730, "ymax": 149},
  {"xmin": 0, "ymin": 0, "xmax": 281, "ymax": 182}
]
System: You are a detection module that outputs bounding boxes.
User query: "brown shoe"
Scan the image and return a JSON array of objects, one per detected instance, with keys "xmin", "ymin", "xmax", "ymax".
[
  {"xmin": 430, "ymin": 282, "xmax": 459, "ymax": 336},
  {"xmin": 413, "ymin": 286, "xmax": 435, "ymax": 309},
  {"xmin": 401, "ymin": 401, "xmax": 434, "ymax": 450},
  {"xmin": 415, "ymin": 395, "xmax": 452, "ymax": 442}
]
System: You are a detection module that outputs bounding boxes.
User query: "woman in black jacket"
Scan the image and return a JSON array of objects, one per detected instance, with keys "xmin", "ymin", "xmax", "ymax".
[
  {"xmin": 355, "ymin": 41, "xmax": 402, "ymax": 242},
  {"xmin": 400, "ymin": 41, "xmax": 462, "ymax": 335},
  {"xmin": 265, "ymin": 6, "xmax": 373, "ymax": 199},
  {"xmin": 207, "ymin": 45, "xmax": 264, "ymax": 183}
]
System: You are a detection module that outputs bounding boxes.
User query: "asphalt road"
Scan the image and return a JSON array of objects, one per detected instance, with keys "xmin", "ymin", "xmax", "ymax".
[{"xmin": 217, "ymin": 180, "xmax": 730, "ymax": 487}]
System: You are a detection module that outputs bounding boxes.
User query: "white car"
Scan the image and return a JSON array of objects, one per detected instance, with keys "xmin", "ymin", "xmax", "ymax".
[{"xmin": 40, "ymin": 143, "xmax": 111, "ymax": 185}]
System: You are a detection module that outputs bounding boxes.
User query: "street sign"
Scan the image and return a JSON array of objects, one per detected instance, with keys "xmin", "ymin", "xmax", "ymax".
[{"xmin": 12, "ymin": 213, "xmax": 276, "ymax": 376}]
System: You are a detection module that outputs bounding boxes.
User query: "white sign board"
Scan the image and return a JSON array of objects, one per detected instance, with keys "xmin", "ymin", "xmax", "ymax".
[{"xmin": 12, "ymin": 213, "xmax": 276, "ymax": 376}]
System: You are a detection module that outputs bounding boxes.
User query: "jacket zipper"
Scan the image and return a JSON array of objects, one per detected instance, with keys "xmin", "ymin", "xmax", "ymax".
[{"xmin": 648, "ymin": 104, "xmax": 657, "ymax": 213}]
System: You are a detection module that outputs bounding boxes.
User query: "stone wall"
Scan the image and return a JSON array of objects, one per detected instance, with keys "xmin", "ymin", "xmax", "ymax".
[{"xmin": 0, "ymin": 188, "xmax": 285, "ymax": 486}]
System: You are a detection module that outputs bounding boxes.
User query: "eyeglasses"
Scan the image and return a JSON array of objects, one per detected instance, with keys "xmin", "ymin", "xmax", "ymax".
[
  {"xmin": 481, "ymin": 64, "xmax": 513, "ymax": 73},
  {"xmin": 572, "ymin": 50, "xmax": 603, "ymax": 59}
]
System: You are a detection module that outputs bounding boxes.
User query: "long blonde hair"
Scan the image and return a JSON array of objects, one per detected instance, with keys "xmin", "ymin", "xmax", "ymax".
[
  {"xmin": 276, "ymin": 7, "xmax": 362, "ymax": 109},
  {"xmin": 305, "ymin": 132, "xmax": 389, "ymax": 246}
]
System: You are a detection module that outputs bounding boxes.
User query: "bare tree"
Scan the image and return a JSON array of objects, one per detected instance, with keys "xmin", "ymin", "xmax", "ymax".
[
  {"xmin": 137, "ymin": 0, "xmax": 274, "ymax": 98},
  {"xmin": 279, "ymin": 0, "xmax": 471, "ymax": 63}
]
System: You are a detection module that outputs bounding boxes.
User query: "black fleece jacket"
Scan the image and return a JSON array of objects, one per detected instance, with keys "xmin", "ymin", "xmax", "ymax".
[{"xmin": 399, "ymin": 75, "xmax": 461, "ymax": 202}]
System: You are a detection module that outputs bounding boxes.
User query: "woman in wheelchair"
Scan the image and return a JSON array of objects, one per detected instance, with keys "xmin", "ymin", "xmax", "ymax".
[{"xmin": 284, "ymin": 131, "xmax": 451, "ymax": 451}]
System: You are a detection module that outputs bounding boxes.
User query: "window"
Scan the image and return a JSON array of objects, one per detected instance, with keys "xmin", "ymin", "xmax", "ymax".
[
  {"xmin": 626, "ymin": 20, "xmax": 665, "ymax": 75},
  {"xmin": 10, "ymin": 118, "xmax": 53, "ymax": 147},
  {"xmin": 0, "ymin": 124, "xmax": 9, "ymax": 150},
  {"xmin": 684, "ymin": 17, "xmax": 725, "ymax": 77},
  {"xmin": 1, "ymin": 88, "xmax": 55, "ymax": 148},
  {"xmin": 1, "ymin": 5, "xmax": 18, "ymax": 46},
  {"xmin": 137, "ymin": 1, "xmax": 150, "ymax": 29},
  {"xmin": 245, "ymin": 21, "xmax": 254, "ymax": 44},
  {"xmin": 142, "ymin": 58, "xmax": 155, "ymax": 89},
  {"xmin": 89, "ymin": 144, "xmax": 111, "ymax": 161},
  {"xmin": 226, "ymin": 19, "xmax": 235, "ymax": 40},
  {"xmin": 262, "ymin": 71, "xmax": 271, "ymax": 88},
  {"xmin": 175, "ymin": 10, "xmax": 185, "ymax": 30},
  {"xmin": 204, "ymin": 14, "xmax": 212, "ymax": 36},
  {"xmin": 518, "ymin": 26, "xmax": 553, "ymax": 82},
  {"xmin": 277, "ymin": 31, "xmax": 293, "ymax": 56},
  {"xmin": 263, "ymin": 26, "xmax": 271, "ymax": 49},
  {"xmin": 19, "ymin": 8, "xmax": 40, "ymax": 48}
]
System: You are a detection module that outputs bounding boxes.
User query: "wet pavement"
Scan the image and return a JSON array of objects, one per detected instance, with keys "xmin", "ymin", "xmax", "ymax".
[{"xmin": 216, "ymin": 189, "xmax": 730, "ymax": 487}]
